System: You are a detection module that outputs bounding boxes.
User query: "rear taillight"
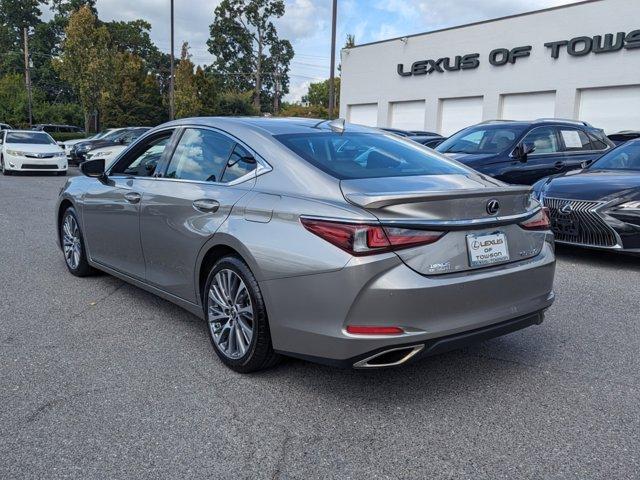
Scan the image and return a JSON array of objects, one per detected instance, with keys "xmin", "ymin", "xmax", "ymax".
[
  {"xmin": 520, "ymin": 207, "xmax": 551, "ymax": 231},
  {"xmin": 300, "ymin": 218, "xmax": 443, "ymax": 256}
]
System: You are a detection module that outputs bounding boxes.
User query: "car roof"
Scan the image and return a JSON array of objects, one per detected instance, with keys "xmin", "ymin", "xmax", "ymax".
[
  {"xmin": 477, "ymin": 118, "xmax": 593, "ymax": 128},
  {"xmin": 5, "ymin": 129, "xmax": 52, "ymax": 134},
  {"xmin": 160, "ymin": 117, "xmax": 380, "ymax": 136}
]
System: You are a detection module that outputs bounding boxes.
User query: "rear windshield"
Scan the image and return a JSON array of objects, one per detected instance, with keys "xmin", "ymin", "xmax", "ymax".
[
  {"xmin": 275, "ymin": 132, "xmax": 468, "ymax": 179},
  {"xmin": 6, "ymin": 132, "xmax": 56, "ymax": 145},
  {"xmin": 590, "ymin": 141, "xmax": 640, "ymax": 171}
]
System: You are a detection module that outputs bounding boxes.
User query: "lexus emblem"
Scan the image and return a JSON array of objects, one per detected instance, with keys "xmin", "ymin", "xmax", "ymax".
[
  {"xmin": 486, "ymin": 199, "xmax": 500, "ymax": 216},
  {"xmin": 559, "ymin": 203, "xmax": 573, "ymax": 215}
]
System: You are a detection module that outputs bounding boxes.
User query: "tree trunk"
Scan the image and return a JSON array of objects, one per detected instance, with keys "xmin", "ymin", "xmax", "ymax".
[{"xmin": 254, "ymin": 31, "xmax": 263, "ymax": 112}]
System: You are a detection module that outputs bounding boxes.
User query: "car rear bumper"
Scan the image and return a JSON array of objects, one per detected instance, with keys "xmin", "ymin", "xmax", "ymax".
[
  {"xmin": 260, "ymin": 241, "xmax": 555, "ymax": 366},
  {"xmin": 283, "ymin": 309, "xmax": 547, "ymax": 368}
]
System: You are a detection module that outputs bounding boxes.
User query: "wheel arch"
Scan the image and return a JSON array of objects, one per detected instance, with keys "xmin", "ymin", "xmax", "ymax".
[
  {"xmin": 56, "ymin": 198, "xmax": 75, "ymax": 247},
  {"xmin": 195, "ymin": 233, "xmax": 263, "ymax": 307}
]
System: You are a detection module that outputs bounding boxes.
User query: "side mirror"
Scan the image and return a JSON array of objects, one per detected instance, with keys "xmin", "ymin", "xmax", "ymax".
[
  {"xmin": 80, "ymin": 158, "xmax": 106, "ymax": 178},
  {"xmin": 515, "ymin": 142, "xmax": 535, "ymax": 162},
  {"xmin": 581, "ymin": 159, "xmax": 593, "ymax": 169}
]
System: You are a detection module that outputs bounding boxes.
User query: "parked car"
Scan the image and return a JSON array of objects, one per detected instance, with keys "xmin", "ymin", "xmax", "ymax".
[
  {"xmin": 1, "ymin": 130, "xmax": 67, "ymax": 175},
  {"xmin": 436, "ymin": 119, "xmax": 614, "ymax": 185},
  {"xmin": 608, "ymin": 131, "xmax": 640, "ymax": 146},
  {"xmin": 410, "ymin": 135, "xmax": 447, "ymax": 148},
  {"xmin": 380, "ymin": 128, "xmax": 445, "ymax": 149},
  {"xmin": 533, "ymin": 138, "xmax": 640, "ymax": 253},
  {"xmin": 56, "ymin": 117, "xmax": 555, "ymax": 372},
  {"xmin": 70, "ymin": 127, "xmax": 150, "ymax": 165},
  {"xmin": 0, "ymin": 123, "xmax": 12, "ymax": 131},
  {"xmin": 381, "ymin": 128, "xmax": 440, "ymax": 137},
  {"xmin": 32, "ymin": 124, "xmax": 83, "ymax": 133},
  {"xmin": 60, "ymin": 129, "xmax": 115, "ymax": 158},
  {"xmin": 85, "ymin": 144, "xmax": 127, "ymax": 168}
]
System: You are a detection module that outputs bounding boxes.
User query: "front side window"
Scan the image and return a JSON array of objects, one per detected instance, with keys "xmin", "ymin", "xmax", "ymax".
[
  {"xmin": 165, "ymin": 128, "xmax": 235, "ymax": 182},
  {"xmin": 5, "ymin": 132, "xmax": 56, "ymax": 145},
  {"xmin": 590, "ymin": 142, "xmax": 640, "ymax": 171},
  {"xmin": 112, "ymin": 135, "xmax": 171, "ymax": 177},
  {"xmin": 437, "ymin": 125, "xmax": 526, "ymax": 154},
  {"xmin": 276, "ymin": 132, "xmax": 469, "ymax": 180},
  {"xmin": 521, "ymin": 127, "xmax": 560, "ymax": 154}
]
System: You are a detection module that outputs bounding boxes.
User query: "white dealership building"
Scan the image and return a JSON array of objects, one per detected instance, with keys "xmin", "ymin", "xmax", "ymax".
[{"xmin": 339, "ymin": 0, "xmax": 640, "ymax": 136}]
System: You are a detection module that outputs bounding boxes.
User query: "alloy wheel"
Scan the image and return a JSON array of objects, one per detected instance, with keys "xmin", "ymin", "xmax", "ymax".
[
  {"xmin": 208, "ymin": 269, "xmax": 254, "ymax": 359},
  {"xmin": 62, "ymin": 214, "xmax": 82, "ymax": 270}
]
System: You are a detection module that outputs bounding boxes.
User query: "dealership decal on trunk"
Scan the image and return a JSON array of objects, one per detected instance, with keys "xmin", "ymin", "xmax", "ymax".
[{"xmin": 397, "ymin": 29, "xmax": 640, "ymax": 77}]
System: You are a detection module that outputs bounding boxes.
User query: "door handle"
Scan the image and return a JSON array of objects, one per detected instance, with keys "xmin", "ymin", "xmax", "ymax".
[
  {"xmin": 554, "ymin": 161, "xmax": 565, "ymax": 170},
  {"xmin": 124, "ymin": 191, "xmax": 142, "ymax": 204},
  {"xmin": 193, "ymin": 199, "xmax": 220, "ymax": 213}
]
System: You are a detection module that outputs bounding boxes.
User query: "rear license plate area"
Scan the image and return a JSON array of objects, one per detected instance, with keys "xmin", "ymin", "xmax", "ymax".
[{"xmin": 466, "ymin": 232, "xmax": 510, "ymax": 267}]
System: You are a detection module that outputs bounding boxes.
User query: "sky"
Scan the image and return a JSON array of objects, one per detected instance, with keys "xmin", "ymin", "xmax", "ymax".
[{"xmin": 45, "ymin": 0, "xmax": 584, "ymax": 102}]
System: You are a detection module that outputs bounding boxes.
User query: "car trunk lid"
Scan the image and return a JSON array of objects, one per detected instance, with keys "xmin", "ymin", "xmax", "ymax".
[{"xmin": 340, "ymin": 174, "xmax": 545, "ymax": 275}]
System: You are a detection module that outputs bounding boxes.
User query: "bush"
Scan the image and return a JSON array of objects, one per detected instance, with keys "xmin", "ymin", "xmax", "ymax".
[{"xmin": 279, "ymin": 103, "xmax": 328, "ymax": 119}]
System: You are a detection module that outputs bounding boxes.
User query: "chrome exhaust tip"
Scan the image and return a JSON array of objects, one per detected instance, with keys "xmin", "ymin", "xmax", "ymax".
[{"xmin": 353, "ymin": 344, "xmax": 425, "ymax": 369}]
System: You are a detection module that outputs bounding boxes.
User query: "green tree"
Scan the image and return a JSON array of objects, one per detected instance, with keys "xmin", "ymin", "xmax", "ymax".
[
  {"xmin": 49, "ymin": 0, "xmax": 97, "ymax": 18},
  {"xmin": 174, "ymin": 42, "xmax": 201, "ymax": 119},
  {"xmin": 54, "ymin": 6, "xmax": 112, "ymax": 132},
  {"xmin": 302, "ymin": 78, "xmax": 340, "ymax": 109},
  {"xmin": 100, "ymin": 52, "xmax": 164, "ymax": 127},
  {"xmin": 263, "ymin": 38, "xmax": 294, "ymax": 114},
  {"xmin": 207, "ymin": 0, "xmax": 292, "ymax": 112},
  {"xmin": 195, "ymin": 66, "xmax": 220, "ymax": 116},
  {"xmin": 215, "ymin": 91, "xmax": 257, "ymax": 116}
]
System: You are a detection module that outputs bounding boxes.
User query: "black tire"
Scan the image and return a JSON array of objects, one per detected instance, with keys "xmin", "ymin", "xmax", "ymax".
[
  {"xmin": 60, "ymin": 207, "xmax": 97, "ymax": 277},
  {"xmin": 1, "ymin": 156, "xmax": 11, "ymax": 175},
  {"xmin": 204, "ymin": 255, "xmax": 280, "ymax": 373}
]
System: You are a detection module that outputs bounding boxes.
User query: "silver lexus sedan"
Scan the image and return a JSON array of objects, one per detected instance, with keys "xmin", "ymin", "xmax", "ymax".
[{"xmin": 55, "ymin": 117, "xmax": 556, "ymax": 372}]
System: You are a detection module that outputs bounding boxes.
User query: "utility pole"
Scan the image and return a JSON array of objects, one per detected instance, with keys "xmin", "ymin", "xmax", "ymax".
[
  {"xmin": 169, "ymin": 0, "xmax": 175, "ymax": 120},
  {"xmin": 328, "ymin": 0, "xmax": 338, "ymax": 119},
  {"xmin": 23, "ymin": 27, "xmax": 33, "ymax": 128}
]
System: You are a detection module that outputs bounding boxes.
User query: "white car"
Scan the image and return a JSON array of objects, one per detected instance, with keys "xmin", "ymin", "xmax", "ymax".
[
  {"xmin": 0, "ymin": 130, "xmax": 67, "ymax": 175},
  {"xmin": 85, "ymin": 144, "xmax": 127, "ymax": 168}
]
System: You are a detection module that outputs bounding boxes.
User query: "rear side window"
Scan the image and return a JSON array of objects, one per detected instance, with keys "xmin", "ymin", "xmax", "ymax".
[
  {"xmin": 221, "ymin": 144, "xmax": 256, "ymax": 183},
  {"xmin": 165, "ymin": 128, "xmax": 235, "ymax": 182},
  {"xmin": 275, "ymin": 132, "xmax": 468, "ymax": 180},
  {"xmin": 559, "ymin": 128, "xmax": 593, "ymax": 151},
  {"xmin": 588, "ymin": 131, "xmax": 610, "ymax": 150}
]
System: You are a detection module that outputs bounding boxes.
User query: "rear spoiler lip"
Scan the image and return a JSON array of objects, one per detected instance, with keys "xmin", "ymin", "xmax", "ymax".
[{"xmin": 343, "ymin": 186, "xmax": 533, "ymax": 209}]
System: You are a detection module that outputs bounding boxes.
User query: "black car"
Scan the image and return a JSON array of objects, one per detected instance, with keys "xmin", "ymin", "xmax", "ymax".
[
  {"xmin": 409, "ymin": 135, "xmax": 446, "ymax": 148},
  {"xmin": 70, "ymin": 127, "xmax": 150, "ymax": 165},
  {"xmin": 32, "ymin": 124, "xmax": 83, "ymax": 133},
  {"xmin": 381, "ymin": 127, "xmax": 440, "ymax": 137},
  {"xmin": 435, "ymin": 119, "xmax": 614, "ymax": 185},
  {"xmin": 533, "ymin": 139, "xmax": 640, "ymax": 253},
  {"xmin": 608, "ymin": 131, "xmax": 640, "ymax": 146}
]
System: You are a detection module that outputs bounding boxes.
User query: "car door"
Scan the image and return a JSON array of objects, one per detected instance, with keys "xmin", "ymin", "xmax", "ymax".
[
  {"xmin": 81, "ymin": 130, "xmax": 175, "ymax": 279},
  {"xmin": 558, "ymin": 127, "xmax": 607, "ymax": 171},
  {"xmin": 139, "ymin": 127, "xmax": 257, "ymax": 303},
  {"xmin": 501, "ymin": 126, "xmax": 565, "ymax": 185}
]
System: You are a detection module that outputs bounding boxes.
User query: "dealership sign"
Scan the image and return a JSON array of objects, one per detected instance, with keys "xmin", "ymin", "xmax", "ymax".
[{"xmin": 397, "ymin": 30, "xmax": 640, "ymax": 77}]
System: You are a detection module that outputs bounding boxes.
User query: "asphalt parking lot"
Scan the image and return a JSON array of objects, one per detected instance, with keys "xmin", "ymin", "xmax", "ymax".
[{"xmin": 1, "ymin": 169, "xmax": 639, "ymax": 480}]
